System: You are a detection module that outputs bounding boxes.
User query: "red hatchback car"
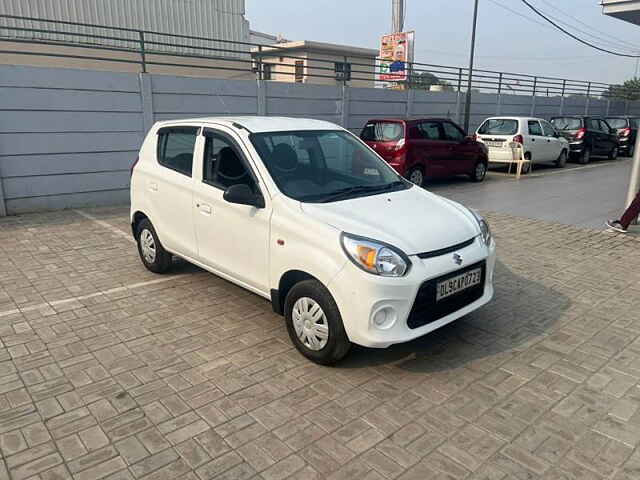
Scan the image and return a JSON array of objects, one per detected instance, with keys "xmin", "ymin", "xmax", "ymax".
[{"xmin": 360, "ymin": 118, "xmax": 489, "ymax": 186}]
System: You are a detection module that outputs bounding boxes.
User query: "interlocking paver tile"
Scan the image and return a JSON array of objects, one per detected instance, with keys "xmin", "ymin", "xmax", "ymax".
[{"xmin": 2, "ymin": 207, "xmax": 640, "ymax": 479}]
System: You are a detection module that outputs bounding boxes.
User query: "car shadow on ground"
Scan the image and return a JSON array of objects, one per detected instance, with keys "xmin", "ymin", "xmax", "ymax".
[{"xmin": 338, "ymin": 259, "xmax": 570, "ymax": 373}]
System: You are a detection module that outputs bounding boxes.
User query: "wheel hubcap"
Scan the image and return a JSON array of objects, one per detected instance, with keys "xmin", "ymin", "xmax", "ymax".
[
  {"xmin": 476, "ymin": 163, "xmax": 486, "ymax": 178},
  {"xmin": 140, "ymin": 229, "xmax": 156, "ymax": 264},
  {"xmin": 292, "ymin": 297, "xmax": 329, "ymax": 351},
  {"xmin": 409, "ymin": 170, "xmax": 423, "ymax": 185}
]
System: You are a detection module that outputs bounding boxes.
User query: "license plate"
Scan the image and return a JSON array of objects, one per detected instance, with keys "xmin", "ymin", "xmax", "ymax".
[
  {"xmin": 485, "ymin": 140, "xmax": 504, "ymax": 148},
  {"xmin": 436, "ymin": 268, "xmax": 482, "ymax": 301}
]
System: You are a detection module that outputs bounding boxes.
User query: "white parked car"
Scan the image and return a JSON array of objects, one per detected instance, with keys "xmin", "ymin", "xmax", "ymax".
[
  {"xmin": 130, "ymin": 117, "xmax": 496, "ymax": 364},
  {"xmin": 475, "ymin": 116, "xmax": 569, "ymax": 172}
]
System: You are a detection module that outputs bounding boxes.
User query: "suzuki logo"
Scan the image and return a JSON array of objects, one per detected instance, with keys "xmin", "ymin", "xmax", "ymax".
[{"xmin": 453, "ymin": 253, "xmax": 463, "ymax": 266}]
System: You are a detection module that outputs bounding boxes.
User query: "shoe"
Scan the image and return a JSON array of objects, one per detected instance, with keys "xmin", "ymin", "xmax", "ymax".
[{"xmin": 606, "ymin": 220, "xmax": 627, "ymax": 233}]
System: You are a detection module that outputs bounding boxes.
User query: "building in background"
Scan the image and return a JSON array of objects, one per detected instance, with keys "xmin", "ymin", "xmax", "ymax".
[
  {"xmin": 252, "ymin": 41, "xmax": 378, "ymax": 87},
  {"xmin": 602, "ymin": 0, "xmax": 640, "ymax": 23}
]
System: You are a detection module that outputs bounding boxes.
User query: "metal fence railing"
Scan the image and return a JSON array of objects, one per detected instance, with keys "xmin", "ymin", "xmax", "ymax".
[{"xmin": 1, "ymin": 13, "xmax": 639, "ymax": 101}]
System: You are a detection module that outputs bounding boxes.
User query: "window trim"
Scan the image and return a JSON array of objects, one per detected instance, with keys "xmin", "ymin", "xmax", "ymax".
[
  {"xmin": 201, "ymin": 128, "xmax": 263, "ymax": 195},
  {"xmin": 156, "ymin": 126, "xmax": 200, "ymax": 177}
]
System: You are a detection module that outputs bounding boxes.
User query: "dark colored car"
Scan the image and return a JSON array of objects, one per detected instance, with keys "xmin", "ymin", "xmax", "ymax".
[
  {"xmin": 360, "ymin": 118, "xmax": 489, "ymax": 186},
  {"xmin": 549, "ymin": 116, "xmax": 619, "ymax": 164},
  {"xmin": 604, "ymin": 116, "xmax": 639, "ymax": 157}
]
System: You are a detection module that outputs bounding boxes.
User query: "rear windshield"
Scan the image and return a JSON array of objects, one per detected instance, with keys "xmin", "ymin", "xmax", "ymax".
[
  {"xmin": 551, "ymin": 117, "xmax": 582, "ymax": 130},
  {"xmin": 477, "ymin": 119, "xmax": 518, "ymax": 135},
  {"xmin": 361, "ymin": 122, "xmax": 404, "ymax": 142},
  {"xmin": 605, "ymin": 118, "xmax": 628, "ymax": 129}
]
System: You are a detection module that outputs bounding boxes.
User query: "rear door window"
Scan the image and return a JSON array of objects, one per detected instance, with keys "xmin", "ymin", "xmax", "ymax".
[
  {"xmin": 477, "ymin": 119, "xmax": 518, "ymax": 135},
  {"xmin": 157, "ymin": 127, "xmax": 199, "ymax": 176},
  {"xmin": 361, "ymin": 122, "xmax": 404, "ymax": 142},
  {"xmin": 587, "ymin": 118, "xmax": 600, "ymax": 131},
  {"xmin": 528, "ymin": 120, "xmax": 543, "ymax": 136},
  {"xmin": 417, "ymin": 121, "xmax": 442, "ymax": 140},
  {"xmin": 551, "ymin": 117, "xmax": 582, "ymax": 130},
  {"xmin": 599, "ymin": 119, "xmax": 613, "ymax": 133}
]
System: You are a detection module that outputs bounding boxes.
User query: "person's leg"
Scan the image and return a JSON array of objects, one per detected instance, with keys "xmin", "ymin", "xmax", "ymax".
[{"xmin": 620, "ymin": 190, "xmax": 640, "ymax": 229}]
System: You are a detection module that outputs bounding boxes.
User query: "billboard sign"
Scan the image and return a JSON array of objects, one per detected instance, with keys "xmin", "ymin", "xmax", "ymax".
[{"xmin": 379, "ymin": 31, "xmax": 414, "ymax": 82}]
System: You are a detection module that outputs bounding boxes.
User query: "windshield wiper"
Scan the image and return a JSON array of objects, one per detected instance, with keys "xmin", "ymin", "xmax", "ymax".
[{"xmin": 320, "ymin": 181, "xmax": 407, "ymax": 203}]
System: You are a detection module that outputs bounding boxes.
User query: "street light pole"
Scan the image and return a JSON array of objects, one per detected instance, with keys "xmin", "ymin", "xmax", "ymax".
[{"xmin": 463, "ymin": 0, "xmax": 480, "ymax": 133}]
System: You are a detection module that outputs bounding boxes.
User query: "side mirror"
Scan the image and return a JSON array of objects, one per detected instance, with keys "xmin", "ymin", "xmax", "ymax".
[
  {"xmin": 463, "ymin": 135, "xmax": 474, "ymax": 143},
  {"xmin": 223, "ymin": 184, "xmax": 265, "ymax": 208}
]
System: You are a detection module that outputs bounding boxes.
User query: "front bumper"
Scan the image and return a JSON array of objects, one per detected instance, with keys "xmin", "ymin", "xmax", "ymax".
[{"xmin": 327, "ymin": 236, "xmax": 496, "ymax": 348}]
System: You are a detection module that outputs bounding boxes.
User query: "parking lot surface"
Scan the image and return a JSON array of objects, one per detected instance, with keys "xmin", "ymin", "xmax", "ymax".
[
  {"xmin": 1, "ymin": 206, "xmax": 640, "ymax": 480},
  {"xmin": 430, "ymin": 157, "xmax": 634, "ymax": 230}
]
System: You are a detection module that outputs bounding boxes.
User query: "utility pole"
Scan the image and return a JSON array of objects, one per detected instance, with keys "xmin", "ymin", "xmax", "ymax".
[
  {"xmin": 463, "ymin": 0, "xmax": 479, "ymax": 133},
  {"xmin": 392, "ymin": 0, "xmax": 404, "ymax": 33}
]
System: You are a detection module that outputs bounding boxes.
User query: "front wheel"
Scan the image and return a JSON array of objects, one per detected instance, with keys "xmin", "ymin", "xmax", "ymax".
[
  {"xmin": 136, "ymin": 218, "xmax": 172, "ymax": 273},
  {"xmin": 555, "ymin": 150, "xmax": 567, "ymax": 168},
  {"xmin": 284, "ymin": 279, "xmax": 351, "ymax": 365},
  {"xmin": 470, "ymin": 161, "xmax": 487, "ymax": 182},
  {"xmin": 609, "ymin": 145, "xmax": 619, "ymax": 160}
]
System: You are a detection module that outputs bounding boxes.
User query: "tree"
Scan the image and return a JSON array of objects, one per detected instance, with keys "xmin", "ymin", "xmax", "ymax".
[
  {"xmin": 408, "ymin": 71, "xmax": 454, "ymax": 91},
  {"xmin": 604, "ymin": 78, "xmax": 640, "ymax": 101}
]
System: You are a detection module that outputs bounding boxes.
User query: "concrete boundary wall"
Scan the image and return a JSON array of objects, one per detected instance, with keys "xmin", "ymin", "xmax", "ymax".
[{"xmin": 0, "ymin": 64, "xmax": 635, "ymax": 215}]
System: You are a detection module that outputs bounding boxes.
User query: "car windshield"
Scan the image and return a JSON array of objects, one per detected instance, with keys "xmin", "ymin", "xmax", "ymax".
[
  {"xmin": 250, "ymin": 130, "xmax": 410, "ymax": 203},
  {"xmin": 605, "ymin": 118, "xmax": 628, "ymax": 129},
  {"xmin": 360, "ymin": 122, "xmax": 404, "ymax": 142},
  {"xmin": 551, "ymin": 117, "xmax": 582, "ymax": 130},
  {"xmin": 477, "ymin": 119, "xmax": 518, "ymax": 135}
]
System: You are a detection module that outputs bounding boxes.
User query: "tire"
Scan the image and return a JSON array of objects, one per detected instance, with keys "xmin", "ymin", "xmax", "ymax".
[
  {"xmin": 628, "ymin": 144, "xmax": 635, "ymax": 158},
  {"xmin": 555, "ymin": 150, "xmax": 567, "ymax": 168},
  {"xmin": 579, "ymin": 147, "xmax": 591, "ymax": 165},
  {"xmin": 406, "ymin": 167, "xmax": 424, "ymax": 187},
  {"xmin": 284, "ymin": 279, "xmax": 351, "ymax": 365},
  {"xmin": 470, "ymin": 161, "xmax": 487, "ymax": 182},
  {"xmin": 136, "ymin": 218, "xmax": 172, "ymax": 273},
  {"xmin": 609, "ymin": 145, "xmax": 619, "ymax": 160},
  {"xmin": 521, "ymin": 153, "xmax": 532, "ymax": 174}
]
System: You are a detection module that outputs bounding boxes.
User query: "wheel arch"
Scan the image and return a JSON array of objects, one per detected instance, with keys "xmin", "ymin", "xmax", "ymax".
[
  {"xmin": 131, "ymin": 210, "xmax": 150, "ymax": 238},
  {"xmin": 271, "ymin": 270, "xmax": 321, "ymax": 315}
]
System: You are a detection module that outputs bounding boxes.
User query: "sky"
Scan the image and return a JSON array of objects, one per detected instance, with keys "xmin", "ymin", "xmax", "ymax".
[{"xmin": 245, "ymin": 0, "xmax": 640, "ymax": 86}]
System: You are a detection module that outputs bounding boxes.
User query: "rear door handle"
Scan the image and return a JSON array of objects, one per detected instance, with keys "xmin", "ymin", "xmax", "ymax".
[{"xmin": 197, "ymin": 203, "xmax": 212, "ymax": 215}]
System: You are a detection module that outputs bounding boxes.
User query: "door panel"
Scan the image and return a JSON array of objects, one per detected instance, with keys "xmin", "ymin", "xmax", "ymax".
[
  {"xmin": 150, "ymin": 126, "xmax": 199, "ymax": 258},
  {"xmin": 412, "ymin": 121, "xmax": 448, "ymax": 178},
  {"xmin": 441, "ymin": 121, "xmax": 476, "ymax": 174},
  {"xmin": 541, "ymin": 120, "xmax": 563, "ymax": 161},
  {"xmin": 526, "ymin": 120, "xmax": 548, "ymax": 161},
  {"xmin": 193, "ymin": 128, "xmax": 270, "ymax": 293}
]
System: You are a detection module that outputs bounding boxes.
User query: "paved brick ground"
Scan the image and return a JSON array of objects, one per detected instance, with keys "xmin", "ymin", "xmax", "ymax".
[{"xmin": 1, "ymin": 206, "xmax": 640, "ymax": 480}]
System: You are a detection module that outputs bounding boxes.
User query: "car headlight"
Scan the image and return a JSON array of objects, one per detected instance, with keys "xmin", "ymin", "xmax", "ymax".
[
  {"xmin": 340, "ymin": 233, "xmax": 410, "ymax": 277},
  {"xmin": 470, "ymin": 209, "xmax": 492, "ymax": 246}
]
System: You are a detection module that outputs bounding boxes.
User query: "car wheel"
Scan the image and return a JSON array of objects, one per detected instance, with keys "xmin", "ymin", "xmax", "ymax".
[
  {"xmin": 520, "ymin": 153, "xmax": 531, "ymax": 174},
  {"xmin": 407, "ymin": 167, "xmax": 424, "ymax": 187},
  {"xmin": 555, "ymin": 150, "xmax": 567, "ymax": 168},
  {"xmin": 136, "ymin": 218, "xmax": 172, "ymax": 273},
  {"xmin": 470, "ymin": 161, "xmax": 487, "ymax": 182},
  {"xmin": 284, "ymin": 279, "xmax": 351, "ymax": 365},
  {"xmin": 609, "ymin": 145, "xmax": 619, "ymax": 160},
  {"xmin": 628, "ymin": 144, "xmax": 635, "ymax": 158},
  {"xmin": 579, "ymin": 147, "xmax": 591, "ymax": 165}
]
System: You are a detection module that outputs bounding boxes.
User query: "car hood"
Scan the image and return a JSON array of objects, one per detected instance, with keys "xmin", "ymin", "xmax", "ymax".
[{"xmin": 300, "ymin": 186, "xmax": 479, "ymax": 255}]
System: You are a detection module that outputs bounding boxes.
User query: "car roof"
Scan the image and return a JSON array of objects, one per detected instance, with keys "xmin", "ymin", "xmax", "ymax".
[
  {"xmin": 482, "ymin": 116, "xmax": 545, "ymax": 121},
  {"xmin": 365, "ymin": 118, "xmax": 453, "ymax": 123},
  {"xmin": 154, "ymin": 116, "xmax": 341, "ymax": 133}
]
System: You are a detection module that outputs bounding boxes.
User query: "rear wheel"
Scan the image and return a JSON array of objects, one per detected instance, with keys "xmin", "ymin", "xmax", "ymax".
[
  {"xmin": 579, "ymin": 147, "xmax": 591, "ymax": 165},
  {"xmin": 136, "ymin": 218, "xmax": 172, "ymax": 273},
  {"xmin": 609, "ymin": 145, "xmax": 619, "ymax": 160},
  {"xmin": 470, "ymin": 161, "xmax": 487, "ymax": 182},
  {"xmin": 520, "ymin": 153, "xmax": 532, "ymax": 174},
  {"xmin": 284, "ymin": 279, "xmax": 351, "ymax": 365},
  {"xmin": 555, "ymin": 150, "xmax": 567, "ymax": 168},
  {"xmin": 407, "ymin": 167, "xmax": 424, "ymax": 187}
]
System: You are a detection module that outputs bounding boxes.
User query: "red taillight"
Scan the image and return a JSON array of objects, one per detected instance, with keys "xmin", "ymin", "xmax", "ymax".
[
  {"xmin": 621, "ymin": 127, "xmax": 631, "ymax": 137},
  {"xmin": 512, "ymin": 134, "xmax": 524, "ymax": 144},
  {"xmin": 575, "ymin": 128, "xmax": 586, "ymax": 140},
  {"xmin": 130, "ymin": 156, "xmax": 139, "ymax": 177}
]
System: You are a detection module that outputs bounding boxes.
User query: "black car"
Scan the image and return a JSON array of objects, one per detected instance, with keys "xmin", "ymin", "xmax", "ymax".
[
  {"xmin": 604, "ymin": 116, "xmax": 639, "ymax": 157},
  {"xmin": 550, "ymin": 116, "xmax": 619, "ymax": 164}
]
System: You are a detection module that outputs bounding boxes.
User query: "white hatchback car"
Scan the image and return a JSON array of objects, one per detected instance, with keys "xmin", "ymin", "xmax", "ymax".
[
  {"xmin": 476, "ymin": 116, "xmax": 569, "ymax": 171},
  {"xmin": 130, "ymin": 117, "xmax": 496, "ymax": 364}
]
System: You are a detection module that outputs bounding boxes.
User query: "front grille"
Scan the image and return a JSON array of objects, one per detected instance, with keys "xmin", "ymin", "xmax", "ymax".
[
  {"xmin": 407, "ymin": 261, "xmax": 486, "ymax": 329},
  {"xmin": 417, "ymin": 237, "xmax": 475, "ymax": 259}
]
